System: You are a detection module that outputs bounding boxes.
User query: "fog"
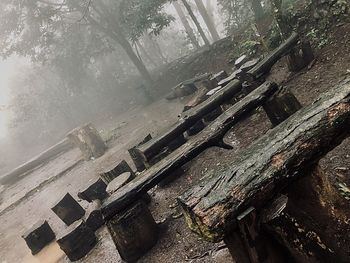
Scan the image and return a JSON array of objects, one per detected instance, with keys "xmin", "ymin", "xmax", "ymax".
[{"xmin": 0, "ymin": 0, "xmax": 229, "ymax": 176}]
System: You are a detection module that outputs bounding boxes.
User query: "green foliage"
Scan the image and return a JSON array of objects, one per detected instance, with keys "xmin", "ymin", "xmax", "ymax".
[
  {"xmin": 338, "ymin": 183, "xmax": 350, "ymax": 200},
  {"xmin": 120, "ymin": 0, "xmax": 174, "ymax": 42}
]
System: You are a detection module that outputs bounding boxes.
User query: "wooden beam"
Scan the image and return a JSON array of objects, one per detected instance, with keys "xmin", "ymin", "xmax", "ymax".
[{"xmin": 178, "ymin": 78, "xmax": 350, "ymax": 243}]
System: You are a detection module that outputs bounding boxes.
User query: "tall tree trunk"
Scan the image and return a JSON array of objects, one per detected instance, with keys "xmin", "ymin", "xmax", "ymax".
[
  {"xmin": 117, "ymin": 34, "xmax": 154, "ymax": 85},
  {"xmin": 136, "ymin": 41, "xmax": 158, "ymax": 68},
  {"xmin": 270, "ymin": 0, "xmax": 292, "ymax": 38},
  {"xmin": 250, "ymin": 0, "xmax": 265, "ymax": 21},
  {"xmin": 194, "ymin": 0, "xmax": 220, "ymax": 42},
  {"xmin": 143, "ymin": 34, "xmax": 167, "ymax": 64},
  {"xmin": 173, "ymin": 1, "xmax": 200, "ymax": 49},
  {"xmin": 181, "ymin": 0, "xmax": 211, "ymax": 47},
  {"xmin": 90, "ymin": 1, "xmax": 154, "ymax": 86}
]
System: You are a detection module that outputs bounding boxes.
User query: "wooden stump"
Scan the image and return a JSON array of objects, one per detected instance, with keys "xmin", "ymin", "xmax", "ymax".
[
  {"xmin": 22, "ymin": 220, "xmax": 56, "ymax": 255},
  {"xmin": 106, "ymin": 172, "xmax": 135, "ymax": 195},
  {"xmin": 51, "ymin": 193, "xmax": 85, "ymax": 226},
  {"xmin": 263, "ymin": 90, "xmax": 302, "ymax": 126},
  {"xmin": 67, "ymin": 123, "xmax": 106, "ymax": 161},
  {"xmin": 106, "ymin": 201, "xmax": 159, "ymax": 262},
  {"xmin": 128, "ymin": 134, "xmax": 152, "ymax": 172},
  {"xmin": 287, "ymin": 41, "xmax": 314, "ymax": 72},
  {"xmin": 57, "ymin": 220, "xmax": 97, "ymax": 262},
  {"xmin": 78, "ymin": 178, "xmax": 108, "ymax": 203},
  {"xmin": 100, "ymin": 160, "xmax": 135, "ymax": 184},
  {"xmin": 86, "ymin": 209, "xmax": 104, "ymax": 232},
  {"xmin": 85, "ymin": 201, "xmax": 104, "ymax": 232}
]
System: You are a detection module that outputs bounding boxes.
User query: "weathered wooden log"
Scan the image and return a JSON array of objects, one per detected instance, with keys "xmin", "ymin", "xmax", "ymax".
[
  {"xmin": 178, "ymin": 78, "xmax": 350, "ymax": 243},
  {"xmin": 106, "ymin": 201, "xmax": 159, "ymax": 262},
  {"xmin": 67, "ymin": 123, "xmax": 106, "ymax": 161},
  {"xmin": 102, "ymin": 82, "xmax": 278, "ymax": 220},
  {"xmin": 52, "ymin": 193, "xmax": 85, "ymax": 226},
  {"xmin": 0, "ymin": 138, "xmax": 73, "ymax": 186},
  {"xmin": 135, "ymin": 79, "xmax": 243, "ymax": 165},
  {"xmin": 136, "ymin": 35, "xmax": 299, "ymax": 165},
  {"xmin": 22, "ymin": 220, "xmax": 56, "ymax": 255},
  {"xmin": 78, "ymin": 178, "xmax": 108, "ymax": 203},
  {"xmin": 128, "ymin": 134, "xmax": 152, "ymax": 172},
  {"xmin": 100, "ymin": 160, "xmax": 135, "ymax": 184},
  {"xmin": 57, "ymin": 220, "xmax": 97, "ymax": 262},
  {"xmin": 245, "ymin": 32, "xmax": 300, "ymax": 81},
  {"xmin": 263, "ymin": 90, "xmax": 302, "ymax": 126}
]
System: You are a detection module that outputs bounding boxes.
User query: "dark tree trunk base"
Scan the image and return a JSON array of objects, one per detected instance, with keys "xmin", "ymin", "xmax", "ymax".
[
  {"xmin": 22, "ymin": 220, "xmax": 56, "ymax": 255},
  {"xmin": 106, "ymin": 201, "xmax": 159, "ymax": 262},
  {"xmin": 67, "ymin": 123, "xmax": 106, "ymax": 161},
  {"xmin": 52, "ymin": 193, "xmax": 85, "ymax": 226}
]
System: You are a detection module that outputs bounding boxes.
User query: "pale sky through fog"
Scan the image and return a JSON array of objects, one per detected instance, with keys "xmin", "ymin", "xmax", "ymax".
[{"xmin": 0, "ymin": 57, "xmax": 25, "ymax": 140}]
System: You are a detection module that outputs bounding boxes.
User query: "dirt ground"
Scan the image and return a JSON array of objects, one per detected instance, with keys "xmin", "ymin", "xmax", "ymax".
[{"xmin": 1, "ymin": 23, "xmax": 350, "ymax": 263}]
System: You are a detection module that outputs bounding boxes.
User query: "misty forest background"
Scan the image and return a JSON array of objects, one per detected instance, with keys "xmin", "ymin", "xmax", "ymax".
[{"xmin": 0, "ymin": 0, "xmax": 348, "ymax": 175}]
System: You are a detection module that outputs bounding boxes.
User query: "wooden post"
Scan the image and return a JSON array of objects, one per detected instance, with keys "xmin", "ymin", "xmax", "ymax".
[
  {"xmin": 52, "ymin": 193, "xmax": 85, "ymax": 226},
  {"xmin": 85, "ymin": 201, "xmax": 104, "ymax": 232},
  {"xmin": 100, "ymin": 160, "xmax": 135, "ymax": 184},
  {"xmin": 263, "ymin": 90, "xmax": 302, "ymax": 126},
  {"xmin": 128, "ymin": 134, "xmax": 152, "ymax": 172},
  {"xmin": 67, "ymin": 123, "xmax": 106, "ymax": 160},
  {"xmin": 57, "ymin": 220, "xmax": 97, "ymax": 262},
  {"xmin": 22, "ymin": 220, "xmax": 56, "ymax": 255},
  {"xmin": 106, "ymin": 201, "xmax": 159, "ymax": 262}
]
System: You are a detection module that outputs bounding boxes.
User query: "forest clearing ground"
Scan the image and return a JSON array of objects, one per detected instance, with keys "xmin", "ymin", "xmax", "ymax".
[{"xmin": 0, "ymin": 23, "xmax": 349, "ymax": 263}]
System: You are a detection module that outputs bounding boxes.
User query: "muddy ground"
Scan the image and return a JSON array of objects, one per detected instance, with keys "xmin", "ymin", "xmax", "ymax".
[{"xmin": 0, "ymin": 23, "xmax": 350, "ymax": 263}]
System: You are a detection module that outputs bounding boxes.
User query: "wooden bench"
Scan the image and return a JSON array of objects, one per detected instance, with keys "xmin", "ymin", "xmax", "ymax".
[
  {"xmin": 101, "ymin": 81, "xmax": 278, "ymax": 220},
  {"xmin": 178, "ymin": 78, "xmax": 350, "ymax": 262},
  {"xmin": 134, "ymin": 32, "xmax": 300, "ymax": 168}
]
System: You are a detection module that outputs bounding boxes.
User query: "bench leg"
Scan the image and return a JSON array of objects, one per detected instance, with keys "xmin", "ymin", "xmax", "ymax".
[{"xmin": 106, "ymin": 200, "xmax": 159, "ymax": 262}]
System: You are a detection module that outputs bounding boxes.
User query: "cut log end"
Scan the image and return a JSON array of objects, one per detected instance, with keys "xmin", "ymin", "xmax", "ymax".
[
  {"xmin": 106, "ymin": 200, "xmax": 159, "ymax": 262},
  {"xmin": 51, "ymin": 193, "xmax": 85, "ymax": 226}
]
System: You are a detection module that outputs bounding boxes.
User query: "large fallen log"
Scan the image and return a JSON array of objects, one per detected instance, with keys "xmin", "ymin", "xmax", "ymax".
[
  {"xmin": 177, "ymin": 78, "xmax": 350, "ymax": 243},
  {"xmin": 135, "ymin": 79, "xmax": 242, "ymax": 165},
  {"xmin": 245, "ymin": 32, "xmax": 299, "ymax": 81},
  {"xmin": 101, "ymin": 82, "xmax": 278, "ymax": 220},
  {"xmin": 135, "ymin": 33, "xmax": 300, "ymax": 165}
]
